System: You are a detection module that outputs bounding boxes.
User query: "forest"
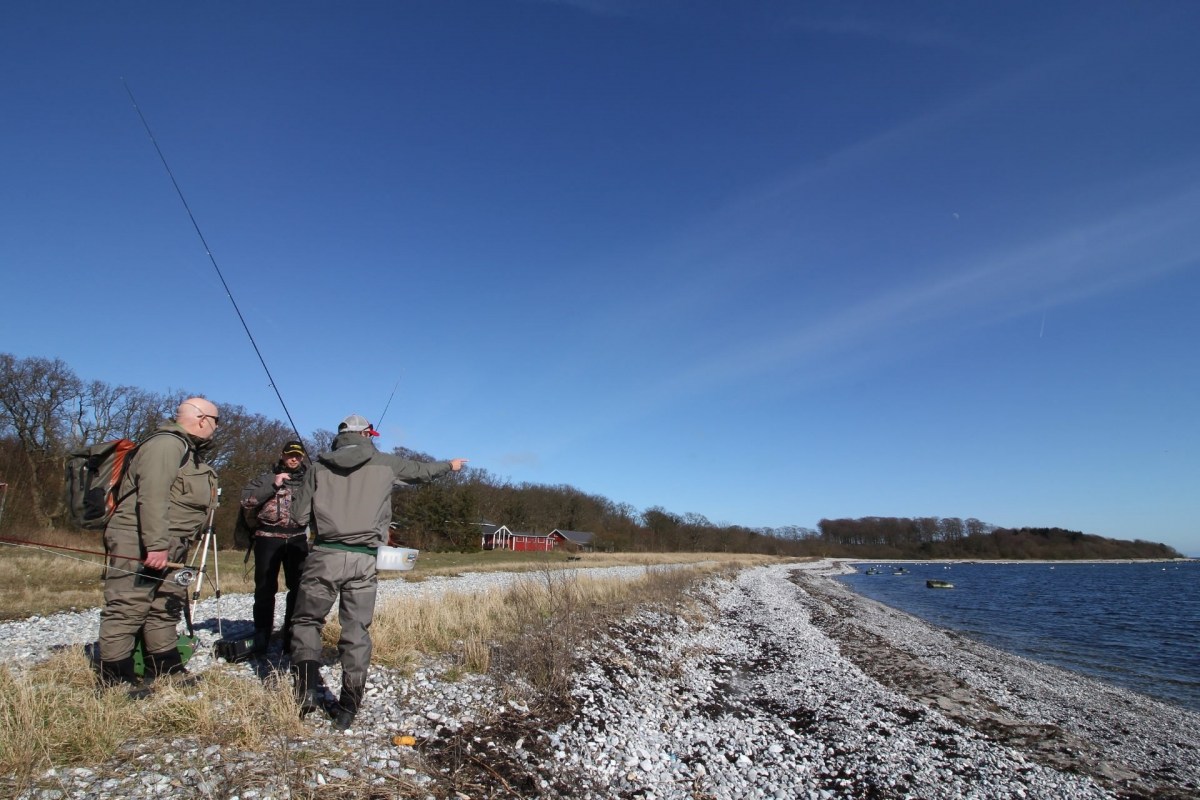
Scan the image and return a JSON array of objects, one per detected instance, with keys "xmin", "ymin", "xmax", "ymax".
[{"xmin": 0, "ymin": 353, "xmax": 1184, "ymax": 560}]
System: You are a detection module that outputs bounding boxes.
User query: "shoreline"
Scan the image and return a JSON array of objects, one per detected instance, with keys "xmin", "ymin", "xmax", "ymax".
[
  {"xmin": 834, "ymin": 556, "xmax": 1200, "ymax": 714},
  {"xmin": 792, "ymin": 562, "xmax": 1199, "ymax": 794},
  {"xmin": 513, "ymin": 561, "xmax": 1199, "ymax": 798},
  {"xmin": 836, "ymin": 556, "xmax": 1198, "ymax": 565}
]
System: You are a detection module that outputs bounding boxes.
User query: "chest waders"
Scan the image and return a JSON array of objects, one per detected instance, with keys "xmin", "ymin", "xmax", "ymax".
[{"xmin": 132, "ymin": 595, "xmax": 198, "ymax": 677}]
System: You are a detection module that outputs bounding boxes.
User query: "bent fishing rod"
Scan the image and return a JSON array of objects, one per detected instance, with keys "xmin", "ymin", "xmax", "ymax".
[{"xmin": 122, "ymin": 78, "xmax": 306, "ymax": 453}]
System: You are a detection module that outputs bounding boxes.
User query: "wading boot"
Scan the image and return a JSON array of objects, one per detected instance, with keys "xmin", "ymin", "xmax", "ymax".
[
  {"xmin": 96, "ymin": 656, "xmax": 152, "ymax": 700},
  {"xmin": 291, "ymin": 660, "xmax": 326, "ymax": 717},
  {"xmin": 331, "ymin": 685, "xmax": 363, "ymax": 731},
  {"xmin": 252, "ymin": 629, "xmax": 271, "ymax": 657},
  {"xmin": 145, "ymin": 649, "xmax": 201, "ymax": 689}
]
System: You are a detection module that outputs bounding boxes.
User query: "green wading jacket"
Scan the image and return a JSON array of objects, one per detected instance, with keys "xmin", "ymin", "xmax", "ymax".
[
  {"xmin": 292, "ymin": 431, "xmax": 452, "ymax": 549},
  {"xmin": 106, "ymin": 421, "xmax": 219, "ymax": 552}
]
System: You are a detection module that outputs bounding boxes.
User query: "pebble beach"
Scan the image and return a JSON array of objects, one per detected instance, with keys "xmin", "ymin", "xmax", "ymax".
[{"xmin": 3, "ymin": 560, "xmax": 1197, "ymax": 799}]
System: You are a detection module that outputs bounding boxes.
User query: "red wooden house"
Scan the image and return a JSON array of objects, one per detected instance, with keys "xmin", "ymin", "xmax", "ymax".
[{"xmin": 480, "ymin": 524, "xmax": 594, "ymax": 552}]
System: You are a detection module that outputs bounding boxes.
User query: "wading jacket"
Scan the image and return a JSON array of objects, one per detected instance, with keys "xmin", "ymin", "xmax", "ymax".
[
  {"xmin": 106, "ymin": 421, "xmax": 219, "ymax": 552},
  {"xmin": 292, "ymin": 431, "xmax": 453, "ymax": 549}
]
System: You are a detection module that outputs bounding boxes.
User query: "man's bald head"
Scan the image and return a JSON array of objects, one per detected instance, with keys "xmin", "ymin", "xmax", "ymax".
[{"xmin": 177, "ymin": 397, "xmax": 220, "ymax": 440}]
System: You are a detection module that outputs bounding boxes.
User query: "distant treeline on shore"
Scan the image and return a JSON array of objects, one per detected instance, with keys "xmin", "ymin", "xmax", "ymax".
[
  {"xmin": 814, "ymin": 516, "xmax": 1182, "ymax": 560},
  {"xmin": 0, "ymin": 352, "xmax": 1183, "ymax": 559}
]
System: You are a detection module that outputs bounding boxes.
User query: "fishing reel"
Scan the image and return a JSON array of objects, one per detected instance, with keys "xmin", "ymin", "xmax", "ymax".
[{"xmin": 171, "ymin": 567, "xmax": 200, "ymax": 587}]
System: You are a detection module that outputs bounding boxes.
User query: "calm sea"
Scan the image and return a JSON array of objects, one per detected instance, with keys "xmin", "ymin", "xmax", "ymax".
[{"xmin": 836, "ymin": 561, "xmax": 1200, "ymax": 712}]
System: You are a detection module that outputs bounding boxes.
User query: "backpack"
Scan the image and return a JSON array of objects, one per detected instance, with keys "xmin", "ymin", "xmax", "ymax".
[
  {"xmin": 233, "ymin": 505, "xmax": 257, "ymax": 551},
  {"xmin": 64, "ymin": 431, "xmax": 189, "ymax": 530}
]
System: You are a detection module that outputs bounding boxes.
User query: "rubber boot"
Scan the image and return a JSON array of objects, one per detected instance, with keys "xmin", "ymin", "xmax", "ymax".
[
  {"xmin": 291, "ymin": 660, "xmax": 325, "ymax": 717},
  {"xmin": 331, "ymin": 681, "xmax": 362, "ymax": 734},
  {"xmin": 253, "ymin": 629, "xmax": 271, "ymax": 657},
  {"xmin": 144, "ymin": 648, "xmax": 200, "ymax": 689},
  {"xmin": 332, "ymin": 684, "xmax": 363, "ymax": 731},
  {"xmin": 96, "ymin": 656, "xmax": 152, "ymax": 700},
  {"xmin": 144, "ymin": 648, "xmax": 187, "ymax": 679}
]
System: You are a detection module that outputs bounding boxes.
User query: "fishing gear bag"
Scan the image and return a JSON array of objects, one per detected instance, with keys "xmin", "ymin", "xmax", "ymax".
[
  {"xmin": 132, "ymin": 632, "xmax": 200, "ymax": 677},
  {"xmin": 214, "ymin": 634, "xmax": 258, "ymax": 663},
  {"xmin": 65, "ymin": 431, "xmax": 188, "ymax": 530}
]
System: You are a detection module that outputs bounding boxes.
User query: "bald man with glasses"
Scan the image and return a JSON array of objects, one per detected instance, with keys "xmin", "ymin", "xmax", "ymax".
[{"xmin": 96, "ymin": 397, "xmax": 220, "ymax": 693}]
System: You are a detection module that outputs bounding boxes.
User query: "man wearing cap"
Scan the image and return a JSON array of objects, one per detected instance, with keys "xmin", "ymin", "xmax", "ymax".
[
  {"xmin": 289, "ymin": 414, "xmax": 467, "ymax": 730},
  {"xmin": 240, "ymin": 440, "xmax": 311, "ymax": 655}
]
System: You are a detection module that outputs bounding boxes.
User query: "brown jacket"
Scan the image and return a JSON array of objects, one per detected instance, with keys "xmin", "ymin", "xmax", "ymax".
[{"xmin": 106, "ymin": 421, "xmax": 218, "ymax": 552}]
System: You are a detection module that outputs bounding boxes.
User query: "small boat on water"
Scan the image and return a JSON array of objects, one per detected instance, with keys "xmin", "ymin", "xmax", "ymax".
[
  {"xmin": 926, "ymin": 579, "xmax": 954, "ymax": 589},
  {"xmin": 892, "ymin": 567, "xmax": 909, "ymax": 575},
  {"xmin": 865, "ymin": 567, "xmax": 883, "ymax": 575}
]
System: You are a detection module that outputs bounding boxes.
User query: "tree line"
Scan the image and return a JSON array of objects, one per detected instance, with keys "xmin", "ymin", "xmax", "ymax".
[
  {"xmin": 816, "ymin": 517, "xmax": 1182, "ymax": 560},
  {"xmin": 0, "ymin": 353, "xmax": 1183, "ymax": 559}
]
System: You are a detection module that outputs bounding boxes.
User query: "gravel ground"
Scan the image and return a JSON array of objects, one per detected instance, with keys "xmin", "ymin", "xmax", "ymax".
[{"xmin": 3, "ymin": 560, "xmax": 1197, "ymax": 799}]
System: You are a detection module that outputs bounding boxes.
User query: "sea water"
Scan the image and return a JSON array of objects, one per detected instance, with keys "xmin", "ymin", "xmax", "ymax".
[{"xmin": 837, "ymin": 561, "xmax": 1200, "ymax": 712}]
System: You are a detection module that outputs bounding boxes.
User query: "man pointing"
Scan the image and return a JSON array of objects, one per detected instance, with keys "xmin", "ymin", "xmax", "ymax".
[{"xmin": 289, "ymin": 413, "xmax": 466, "ymax": 730}]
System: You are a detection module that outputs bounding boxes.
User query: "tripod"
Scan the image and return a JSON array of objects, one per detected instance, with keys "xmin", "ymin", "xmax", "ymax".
[{"xmin": 188, "ymin": 490, "xmax": 225, "ymax": 637}]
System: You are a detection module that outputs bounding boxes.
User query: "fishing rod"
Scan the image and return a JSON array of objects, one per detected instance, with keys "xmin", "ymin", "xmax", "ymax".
[
  {"xmin": 0, "ymin": 535, "xmax": 203, "ymax": 586},
  {"xmin": 122, "ymin": 78, "xmax": 306, "ymax": 450},
  {"xmin": 373, "ymin": 377, "xmax": 401, "ymax": 438}
]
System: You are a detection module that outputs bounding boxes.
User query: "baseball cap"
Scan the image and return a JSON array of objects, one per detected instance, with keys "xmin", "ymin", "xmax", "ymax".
[
  {"xmin": 281, "ymin": 440, "xmax": 306, "ymax": 457},
  {"xmin": 339, "ymin": 414, "xmax": 380, "ymax": 436}
]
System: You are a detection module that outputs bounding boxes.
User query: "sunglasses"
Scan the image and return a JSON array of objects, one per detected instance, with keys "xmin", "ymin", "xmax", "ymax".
[{"xmin": 184, "ymin": 402, "xmax": 220, "ymax": 427}]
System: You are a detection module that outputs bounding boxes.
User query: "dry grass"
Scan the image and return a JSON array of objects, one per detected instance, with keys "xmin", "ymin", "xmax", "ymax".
[
  {"xmin": 399, "ymin": 548, "xmax": 785, "ymax": 579},
  {"xmin": 326, "ymin": 562, "xmax": 722, "ymax": 698},
  {"xmin": 0, "ymin": 530, "xmax": 258, "ymax": 619},
  {"xmin": 141, "ymin": 665, "xmax": 307, "ymax": 746},
  {"xmin": 0, "ymin": 649, "xmax": 310, "ymax": 795},
  {"xmin": 0, "ymin": 527, "xmax": 796, "ymax": 619},
  {"xmin": 0, "ymin": 650, "xmax": 128, "ymax": 784},
  {"xmin": 0, "ymin": 554, "xmax": 744, "ymax": 796},
  {"xmin": 0, "ymin": 551, "xmax": 108, "ymax": 619}
]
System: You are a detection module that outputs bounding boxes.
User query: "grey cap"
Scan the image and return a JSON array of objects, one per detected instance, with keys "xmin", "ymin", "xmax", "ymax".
[{"xmin": 339, "ymin": 414, "xmax": 372, "ymax": 432}]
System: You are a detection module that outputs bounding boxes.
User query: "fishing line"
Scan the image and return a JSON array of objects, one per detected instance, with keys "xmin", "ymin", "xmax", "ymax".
[
  {"xmin": 122, "ymin": 79, "xmax": 305, "ymax": 448},
  {"xmin": 0, "ymin": 536, "xmax": 201, "ymax": 586}
]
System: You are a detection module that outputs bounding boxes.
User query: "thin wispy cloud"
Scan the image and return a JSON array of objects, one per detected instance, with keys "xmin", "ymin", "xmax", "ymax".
[
  {"xmin": 586, "ymin": 54, "xmax": 1070, "ymax": 333},
  {"xmin": 788, "ymin": 13, "xmax": 978, "ymax": 53},
  {"xmin": 675, "ymin": 180, "xmax": 1200, "ymax": 395},
  {"xmin": 525, "ymin": 0, "xmax": 635, "ymax": 17}
]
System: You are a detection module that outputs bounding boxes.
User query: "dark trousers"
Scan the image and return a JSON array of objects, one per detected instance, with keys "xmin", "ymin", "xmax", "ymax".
[{"xmin": 253, "ymin": 533, "xmax": 309, "ymax": 637}]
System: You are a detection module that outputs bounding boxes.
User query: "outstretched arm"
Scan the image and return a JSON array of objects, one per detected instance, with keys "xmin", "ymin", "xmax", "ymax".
[{"xmin": 390, "ymin": 457, "xmax": 469, "ymax": 483}]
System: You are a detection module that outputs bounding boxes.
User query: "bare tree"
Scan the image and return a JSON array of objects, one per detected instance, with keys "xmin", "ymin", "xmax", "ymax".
[
  {"xmin": 68, "ymin": 381, "xmax": 165, "ymax": 448},
  {"xmin": 0, "ymin": 354, "xmax": 83, "ymax": 527}
]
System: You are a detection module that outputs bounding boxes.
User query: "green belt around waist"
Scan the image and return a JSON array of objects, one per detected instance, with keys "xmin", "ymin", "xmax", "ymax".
[{"xmin": 315, "ymin": 540, "xmax": 378, "ymax": 556}]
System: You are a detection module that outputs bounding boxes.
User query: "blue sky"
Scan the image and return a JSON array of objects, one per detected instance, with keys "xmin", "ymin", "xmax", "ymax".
[{"xmin": 3, "ymin": 1, "xmax": 1197, "ymax": 554}]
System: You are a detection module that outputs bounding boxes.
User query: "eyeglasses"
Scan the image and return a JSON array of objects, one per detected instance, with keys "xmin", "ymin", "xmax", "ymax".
[{"xmin": 184, "ymin": 402, "xmax": 220, "ymax": 427}]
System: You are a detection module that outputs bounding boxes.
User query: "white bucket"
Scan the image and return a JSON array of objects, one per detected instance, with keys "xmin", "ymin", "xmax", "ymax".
[{"xmin": 377, "ymin": 546, "xmax": 419, "ymax": 571}]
